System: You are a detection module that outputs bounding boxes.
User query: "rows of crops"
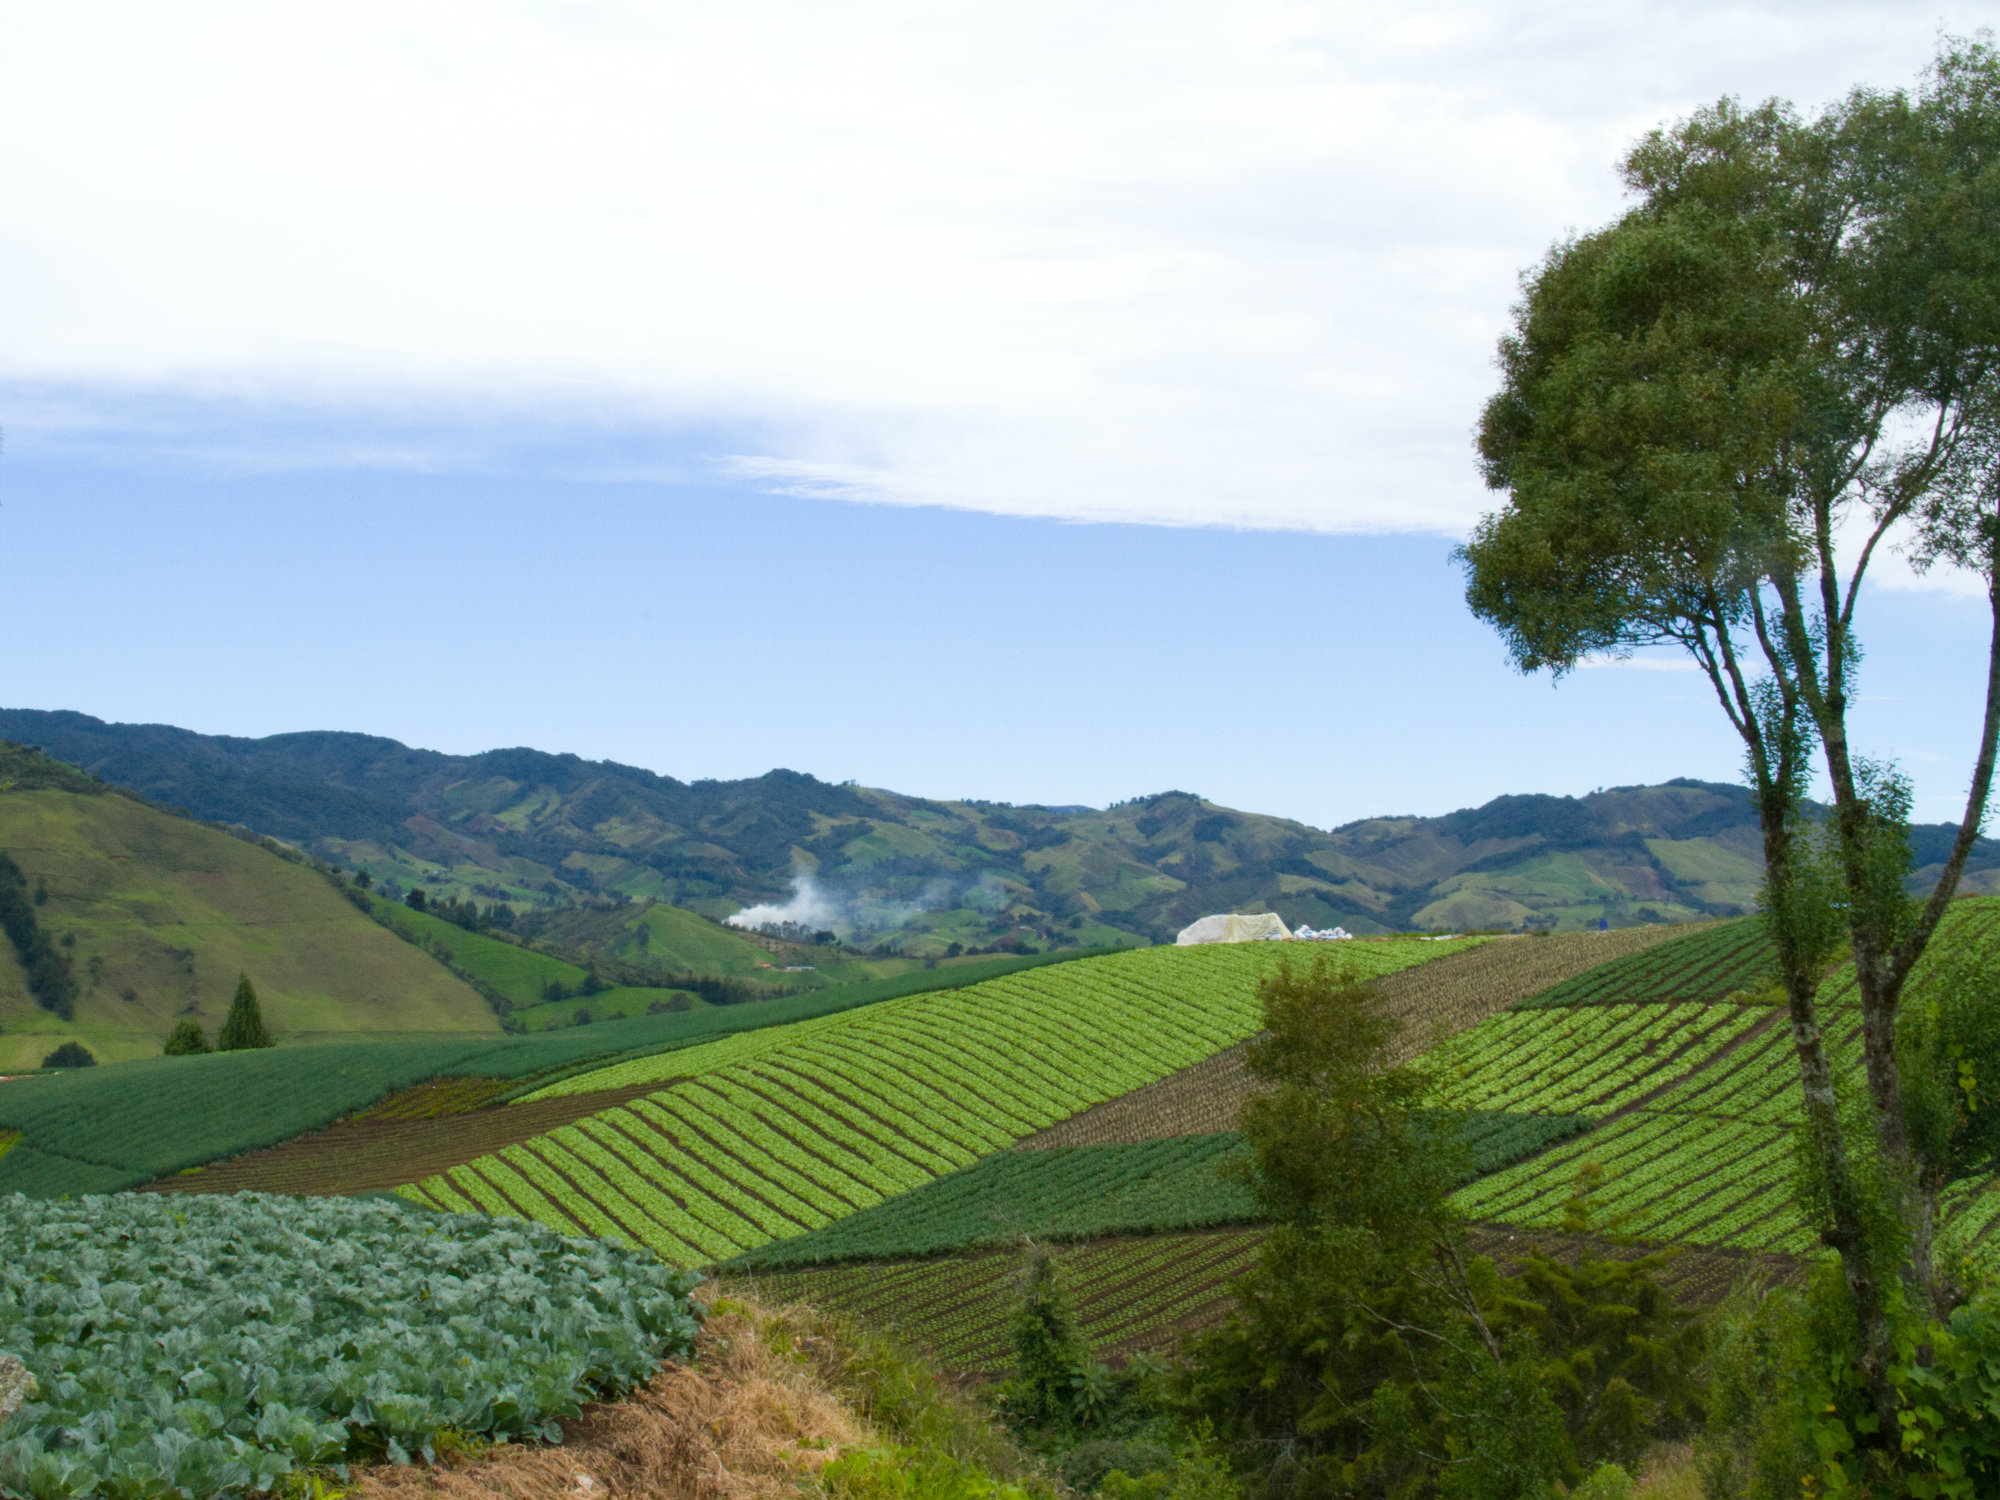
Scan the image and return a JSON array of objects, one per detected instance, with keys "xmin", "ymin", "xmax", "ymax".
[
  {"xmin": 147, "ymin": 1082, "xmax": 670, "ymax": 1198},
  {"xmin": 733, "ymin": 1136, "xmax": 1256, "ymax": 1266},
  {"xmin": 740, "ymin": 1109, "xmax": 1590, "ymax": 1269},
  {"xmin": 1448, "ymin": 902, "xmax": 2000, "ymax": 1255},
  {"xmin": 1429, "ymin": 1002, "xmax": 1772, "ymax": 1117},
  {"xmin": 740, "ymin": 1228, "xmax": 1270, "ymax": 1375},
  {"xmin": 0, "ymin": 947, "xmax": 1113, "ymax": 1199},
  {"xmin": 1518, "ymin": 918, "xmax": 1773, "ymax": 1008},
  {"xmin": 398, "ymin": 939, "xmax": 1483, "ymax": 1265},
  {"xmin": 1020, "ymin": 931, "xmax": 1676, "ymax": 1149},
  {"xmin": 0, "ymin": 1193, "xmax": 701, "ymax": 1497}
]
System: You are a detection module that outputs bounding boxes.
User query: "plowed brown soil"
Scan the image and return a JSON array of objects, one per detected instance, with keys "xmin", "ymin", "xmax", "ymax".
[{"xmin": 143, "ymin": 1080, "xmax": 679, "ymax": 1197}]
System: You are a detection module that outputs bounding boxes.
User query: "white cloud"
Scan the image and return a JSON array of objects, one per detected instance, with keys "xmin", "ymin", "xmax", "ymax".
[{"xmin": 0, "ymin": 1, "xmax": 1964, "ymax": 533}]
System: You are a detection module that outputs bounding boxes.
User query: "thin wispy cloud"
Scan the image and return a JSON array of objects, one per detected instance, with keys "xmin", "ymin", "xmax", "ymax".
[{"xmin": 0, "ymin": 1, "xmax": 1964, "ymax": 535}]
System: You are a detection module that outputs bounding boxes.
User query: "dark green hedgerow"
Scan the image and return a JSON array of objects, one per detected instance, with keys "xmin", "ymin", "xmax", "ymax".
[
  {"xmin": 1516, "ymin": 918, "xmax": 1774, "ymax": 1009},
  {"xmin": 733, "ymin": 1112, "xmax": 1590, "ymax": 1269}
]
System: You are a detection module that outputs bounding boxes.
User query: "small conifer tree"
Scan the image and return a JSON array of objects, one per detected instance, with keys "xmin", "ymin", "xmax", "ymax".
[
  {"xmin": 217, "ymin": 973, "xmax": 273, "ymax": 1051},
  {"xmin": 1003, "ymin": 1243, "xmax": 1090, "ymax": 1430},
  {"xmin": 163, "ymin": 1018, "xmax": 212, "ymax": 1055}
]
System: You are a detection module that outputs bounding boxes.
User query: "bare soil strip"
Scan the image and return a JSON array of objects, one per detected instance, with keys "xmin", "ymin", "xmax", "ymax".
[
  {"xmin": 1021, "ymin": 929, "xmax": 1727, "ymax": 1149},
  {"xmin": 143, "ymin": 1081, "xmax": 676, "ymax": 1197}
]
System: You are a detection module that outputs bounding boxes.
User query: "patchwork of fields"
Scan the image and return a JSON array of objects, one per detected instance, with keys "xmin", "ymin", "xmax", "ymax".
[
  {"xmin": 392, "ymin": 938, "xmax": 1486, "ymax": 1264},
  {"xmin": 19, "ymin": 903, "xmax": 2000, "ymax": 1385}
]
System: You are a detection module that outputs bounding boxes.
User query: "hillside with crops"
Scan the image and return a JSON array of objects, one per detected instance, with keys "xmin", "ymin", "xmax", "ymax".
[{"xmin": 12, "ymin": 888, "xmax": 2000, "ymax": 1496}]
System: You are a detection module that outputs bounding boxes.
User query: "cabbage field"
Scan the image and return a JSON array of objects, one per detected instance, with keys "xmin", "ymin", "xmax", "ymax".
[{"xmin": 0, "ymin": 1193, "xmax": 701, "ymax": 1500}]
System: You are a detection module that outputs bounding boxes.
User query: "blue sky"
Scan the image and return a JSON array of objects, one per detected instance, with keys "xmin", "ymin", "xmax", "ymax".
[
  {"xmin": 4, "ymin": 394, "xmax": 1991, "ymax": 829},
  {"xmin": 2, "ymin": 4, "xmax": 1992, "ymax": 828}
]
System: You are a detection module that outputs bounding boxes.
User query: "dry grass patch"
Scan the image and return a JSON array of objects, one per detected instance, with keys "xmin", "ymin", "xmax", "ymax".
[{"xmin": 350, "ymin": 1288, "xmax": 1034, "ymax": 1500}]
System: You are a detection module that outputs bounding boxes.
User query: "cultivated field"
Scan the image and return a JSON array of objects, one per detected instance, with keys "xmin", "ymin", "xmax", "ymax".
[
  {"xmin": 145, "ymin": 1080, "xmax": 677, "ymax": 1196},
  {"xmin": 394, "ymin": 938, "xmax": 1485, "ymax": 1265},
  {"xmin": 1518, "ymin": 916, "xmax": 1773, "ymax": 1007},
  {"xmin": 1022, "ymin": 924, "xmax": 1696, "ymax": 1147},
  {"xmin": 739, "ymin": 1228, "xmax": 1271, "ymax": 1375}
]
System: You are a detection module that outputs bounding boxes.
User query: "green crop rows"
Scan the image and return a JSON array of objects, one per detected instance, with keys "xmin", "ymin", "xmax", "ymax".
[
  {"xmin": 399, "ymin": 939, "xmax": 1484, "ymax": 1265},
  {"xmin": 1445, "ymin": 901, "xmax": 2000, "ymax": 1258},
  {"xmin": 733, "ymin": 1135, "xmax": 1257, "ymax": 1266},
  {"xmin": 0, "ymin": 947, "xmax": 1109, "ymax": 1199},
  {"xmin": 1517, "ymin": 918, "xmax": 1774, "ymax": 1008},
  {"xmin": 0, "ymin": 1193, "xmax": 700, "ymax": 1497},
  {"xmin": 741, "ymin": 1228, "xmax": 1269, "ymax": 1375},
  {"xmin": 734, "ymin": 1109, "xmax": 1588, "ymax": 1270},
  {"xmin": 1428, "ymin": 1002, "xmax": 1767, "ymax": 1117}
]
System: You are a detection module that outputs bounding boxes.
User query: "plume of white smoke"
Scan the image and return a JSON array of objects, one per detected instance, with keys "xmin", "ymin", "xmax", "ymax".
[
  {"xmin": 726, "ymin": 875, "xmax": 839, "ymax": 932},
  {"xmin": 726, "ymin": 873, "xmax": 957, "ymax": 939}
]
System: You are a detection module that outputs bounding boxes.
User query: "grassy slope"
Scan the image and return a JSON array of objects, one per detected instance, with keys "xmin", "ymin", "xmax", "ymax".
[
  {"xmin": 366, "ymin": 898, "xmax": 593, "ymax": 1005},
  {"xmin": 0, "ymin": 790, "xmax": 496, "ymax": 1068}
]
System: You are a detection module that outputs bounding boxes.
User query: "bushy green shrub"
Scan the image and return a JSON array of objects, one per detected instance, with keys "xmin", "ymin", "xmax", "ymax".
[
  {"xmin": 163, "ymin": 1019, "xmax": 212, "ymax": 1055},
  {"xmin": 38, "ymin": 1042, "xmax": 94, "ymax": 1070},
  {"xmin": 821, "ymin": 1447, "xmax": 1033, "ymax": 1500}
]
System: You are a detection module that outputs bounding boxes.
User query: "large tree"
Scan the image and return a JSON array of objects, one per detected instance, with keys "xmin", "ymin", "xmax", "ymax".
[{"xmin": 1460, "ymin": 38, "xmax": 2000, "ymax": 1438}]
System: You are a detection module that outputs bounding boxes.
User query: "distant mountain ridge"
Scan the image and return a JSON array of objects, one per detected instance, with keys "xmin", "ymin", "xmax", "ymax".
[{"xmin": 4, "ymin": 708, "xmax": 1995, "ymax": 948}]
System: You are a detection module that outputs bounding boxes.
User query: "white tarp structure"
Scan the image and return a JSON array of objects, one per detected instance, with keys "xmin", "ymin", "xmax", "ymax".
[{"xmin": 1175, "ymin": 912, "xmax": 1293, "ymax": 945}]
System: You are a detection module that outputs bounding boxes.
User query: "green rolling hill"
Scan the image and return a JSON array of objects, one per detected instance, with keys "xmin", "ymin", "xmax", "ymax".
[
  {"xmin": 0, "ymin": 746, "xmax": 497, "ymax": 1068},
  {"xmin": 7, "ymin": 708, "xmax": 1996, "ymax": 947}
]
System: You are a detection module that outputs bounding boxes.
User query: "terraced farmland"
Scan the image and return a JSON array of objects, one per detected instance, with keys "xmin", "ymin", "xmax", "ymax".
[
  {"xmin": 1449, "ymin": 901, "xmax": 2000, "ymax": 1259},
  {"xmin": 396, "ymin": 938, "xmax": 1485, "ymax": 1264},
  {"xmin": 1518, "ymin": 917, "xmax": 1773, "ymax": 1008},
  {"xmin": 739, "ymin": 1111, "xmax": 1588, "ymax": 1269},
  {"xmin": 739, "ymin": 1228, "xmax": 1270, "ymax": 1375},
  {"xmin": 1023, "ymin": 929, "xmax": 1677, "ymax": 1147}
]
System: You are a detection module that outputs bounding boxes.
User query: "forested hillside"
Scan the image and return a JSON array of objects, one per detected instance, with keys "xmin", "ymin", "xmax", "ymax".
[{"xmin": 7, "ymin": 709, "xmax": 1995, "ymax": 948}]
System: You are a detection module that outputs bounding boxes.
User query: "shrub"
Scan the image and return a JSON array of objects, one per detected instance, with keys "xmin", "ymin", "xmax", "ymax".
[
  {"xmin": 40, "ymin": 1041, "xmax": 96, "ymax": 1069},
  {"xmin": 163, "ymin": 1019, "xmax": 213, "ymax": 1055}
]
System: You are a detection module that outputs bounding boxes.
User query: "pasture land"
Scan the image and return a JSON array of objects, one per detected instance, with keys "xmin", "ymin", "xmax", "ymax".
[
  {"xmin": 0, "ymin": 787, "xmax": 494, "ymax": 1068},
  {"xmin": 397, "ymin": 938, "xmax": 1485, "ymax": 1265}
]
